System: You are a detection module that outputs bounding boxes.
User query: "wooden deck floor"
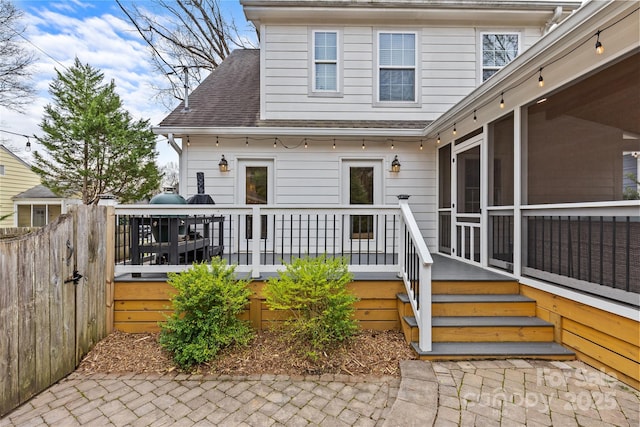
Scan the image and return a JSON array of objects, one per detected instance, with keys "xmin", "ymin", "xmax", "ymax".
[{"xmin": 115, "ymin": 252, "xmax": 512, "ymax": 282}]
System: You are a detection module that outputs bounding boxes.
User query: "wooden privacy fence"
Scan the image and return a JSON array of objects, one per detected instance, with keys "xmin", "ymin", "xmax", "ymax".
[{"xmin": 0, "ymin": 205, "xmax": 114, "ymax": 417}]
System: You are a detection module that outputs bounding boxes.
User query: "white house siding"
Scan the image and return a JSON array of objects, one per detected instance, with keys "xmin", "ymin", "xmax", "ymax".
[
  {"xmin": 181, "ymin": 136, "xmax": 438, "ymax": 250},
  {"xmin": 262, "ymin": 24, "xmax": 544, "ymax": 121}
]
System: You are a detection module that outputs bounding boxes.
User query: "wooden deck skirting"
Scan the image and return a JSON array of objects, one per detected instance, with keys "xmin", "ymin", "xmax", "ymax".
[
  {"xmin": 113, "ymin": 279, "xmax": 405, "ymax": 334},
  {"xmin": 520, "ymin": 285, "xmax": 640, "ymax": 390}
]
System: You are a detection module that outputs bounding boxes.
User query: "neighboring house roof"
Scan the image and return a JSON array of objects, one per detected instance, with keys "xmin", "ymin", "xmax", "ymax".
[
  {"xmin": 159, "ymin": 49, "xmax": 261, "ymax": 128},
  {"xmin": 13, "ymin": 184, "xmax": 60, "ymax": 200},
  {"xmin": 157, "ymin": 49, "xmax": 430, "ymax": 132},
  {"xmin": 0, "ymin": 144, "xmax": 32, "ymax": 169}
]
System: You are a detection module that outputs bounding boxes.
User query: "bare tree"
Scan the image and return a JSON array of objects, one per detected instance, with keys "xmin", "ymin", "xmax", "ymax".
[
  {"xmin": 0, "ymin": 0, "xmax": 36, "ymax": 112},
  {"xmin": 116, "ymin": 0, "xmax": 258, "ymax": 108}
]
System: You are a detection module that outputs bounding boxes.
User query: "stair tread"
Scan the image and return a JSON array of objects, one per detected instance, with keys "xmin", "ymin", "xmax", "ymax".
[
  {"xmin": 432, "ymin": 294, "xmax": 534, "ymax": 303},
  {"xmin": 403, "ymin": 316, "xmax": 553, "ymax": 328},
  {"xmin": 432, "ymin": 316, "xmax": 552, "ymax": 327},
  {"xmin": 411, "ymin": 341, "xmax": 575, "ymax": 357}
]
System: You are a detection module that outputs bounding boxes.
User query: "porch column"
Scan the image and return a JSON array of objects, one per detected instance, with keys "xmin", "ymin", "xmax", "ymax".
[{"xmin": 513, "ymin": 107, "xmax": 523, "ymax": 278}]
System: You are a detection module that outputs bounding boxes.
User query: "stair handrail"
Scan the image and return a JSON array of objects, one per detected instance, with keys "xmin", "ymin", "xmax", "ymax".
[{"xmin": 398, "ymin": 196, "xmax": 433, "ymax": 352}]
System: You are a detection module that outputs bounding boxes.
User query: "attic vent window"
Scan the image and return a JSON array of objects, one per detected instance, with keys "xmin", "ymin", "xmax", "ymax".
[{"xmin": 482, "ymin": 33, "xmax": 520, "ymax": 81}]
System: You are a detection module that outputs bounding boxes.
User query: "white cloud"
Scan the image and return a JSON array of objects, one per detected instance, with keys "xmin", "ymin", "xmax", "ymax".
[{"xmin": 1, "ymin": 1, "xmax": 179, "ymax": 166}]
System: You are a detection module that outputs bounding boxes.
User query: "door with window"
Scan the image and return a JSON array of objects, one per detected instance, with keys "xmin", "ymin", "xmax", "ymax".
[
  {"xmin": 239, "ymin": 160, "xmax": 273, "ymax": 249},
  {"xmin": 342, "ymin": 160, "xmax": 382, "ymax": 249},
  {"xmin": 452, "ymin": 138, "xmax": 482, "ymax": 263}
]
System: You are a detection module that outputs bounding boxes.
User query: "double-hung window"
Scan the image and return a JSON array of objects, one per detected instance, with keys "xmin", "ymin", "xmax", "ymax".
[
  {"xmin": 378, "ymin": 32, "xmax": 416, "ymax": 102},
  {"xmin": 313, "ymin": 31, "xmax": 338, "ymax": 92},
  {"xmin": 481, "ymin": 33, "xmax": 519, "ymax": 81}
]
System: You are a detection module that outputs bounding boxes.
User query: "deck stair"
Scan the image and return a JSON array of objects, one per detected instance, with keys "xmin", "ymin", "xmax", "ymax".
[{"xmin": 398, "ymin": 279, "xmax": 575, "ymax": 360}]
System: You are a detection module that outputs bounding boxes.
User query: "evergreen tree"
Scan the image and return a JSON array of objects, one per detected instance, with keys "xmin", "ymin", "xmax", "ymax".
[{"xmin": 32, "ymin": 58, "xmax": 161, "ymax": 204}]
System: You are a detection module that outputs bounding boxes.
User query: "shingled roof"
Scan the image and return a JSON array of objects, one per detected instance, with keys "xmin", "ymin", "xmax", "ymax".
[
  {"xmin": 159, "ymin": 49, "xmax": 261, "ymax": 128},
  {"xmin": 157, "ymin": 49, "xmax": 430, "ymax": 131},
  {"xmin": 13, "ymin": 184, "xmax": 60, "ymax": 199}
]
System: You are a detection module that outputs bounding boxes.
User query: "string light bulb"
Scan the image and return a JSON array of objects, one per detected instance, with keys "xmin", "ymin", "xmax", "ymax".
[
  {"xmin": 186, "ymin": 135, "xmax": 190, "ymax": 147},
  {"xmin": 216, "ymin": 136, "xmax": 219, "ymax": 147},
  {"xmin": 274, "ymin": 138, "xmax": 277, "ymax": 148},
  {"xmin": 304, "ymin": 139, "xmax": 308, "ymax": 149},
  {"xmin": 362, "ymin": 140, "xmax": 366, "ymax": 150},
  {"xmin": 538, "ymin": 68, "xmax": 544, "ymax": 87},
  {"xmin": 500, "ymin": 92, "xmax": 505, "ymax": 109},
  {"xmin": 419, "ymin": 140, "xmax": 423, "ymax": 150},
  {"xmin": 437, "ymin": 133, "xmax": 441, "ymax": 144},
  {"xmin": 595, "ymin": 30, "xmax": 604, "ymax": 55},
  {"xmin": 453, "ymin": 123, "xmax": 457, "ymax": 136},
  {"xmin": 333, "ymin": 139, "xmax": 336, "ymax": 149},
  {"xmin": 391, "ymin": 140, "xmax": 394, "ymax": 150},
  {"xmin": 25, "ymin": 137, "xmax": 31, "ymax": 152},
  {"xmin": 245, "ymin": 137, "xmax": 249, "ymax": 146},
  {"xmin": 473, "ymin": 110, "xmax": 477, "ymax": 122}
]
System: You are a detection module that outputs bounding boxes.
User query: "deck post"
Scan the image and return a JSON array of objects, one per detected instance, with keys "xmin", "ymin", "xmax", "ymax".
[
  {"xmin": 419, "ymin": 262, "xmax": 432, "ymax": 352},
  {"xmin": 251, "ymin": 206, "xmax": 261, "ymax": 278}
]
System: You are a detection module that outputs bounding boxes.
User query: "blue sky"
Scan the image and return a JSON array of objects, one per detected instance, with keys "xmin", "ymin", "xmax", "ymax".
[{"xmin": 0, "ymin": 0, "xmax": 252, "ymax": 166}]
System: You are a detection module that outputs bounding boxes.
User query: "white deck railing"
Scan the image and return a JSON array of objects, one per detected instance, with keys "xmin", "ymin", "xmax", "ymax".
[
  {"xmin": 398, "ymin": 197, "xmax": 434, "ymax": 352},
  {"xmin": 113, "ymin": 200, "xmax": 435, "ymax": 350}
]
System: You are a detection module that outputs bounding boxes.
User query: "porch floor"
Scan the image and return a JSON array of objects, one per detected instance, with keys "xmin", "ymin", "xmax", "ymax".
[{"xmin": 430, "ymin": 254, "xmax": 511, "ymax": 281}]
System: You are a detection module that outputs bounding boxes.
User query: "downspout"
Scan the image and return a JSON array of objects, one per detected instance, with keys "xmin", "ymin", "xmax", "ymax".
[
  {"xmin": 544, "ymin": 6, "xmax": 563, "ymax": 35},
  {"xmin": 167, "ymin": 133, "xmax": 182, "ymax": 156}
]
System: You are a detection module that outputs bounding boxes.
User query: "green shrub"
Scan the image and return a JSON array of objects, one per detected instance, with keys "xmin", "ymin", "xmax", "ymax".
[
  {"xmin": 159, "ymin": 258, "xmax": 254, "ymax": 369},
  {"xmin": 264, "ymin": 255, "xmax": 359, "ymax": 359}
]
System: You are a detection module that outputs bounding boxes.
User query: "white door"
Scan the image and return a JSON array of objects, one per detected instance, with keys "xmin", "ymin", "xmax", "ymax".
[
  {"xmin": 341, "ymin": 160, "xmax": 383, "ymax": 251},
  {"xmin": 238, "ymin": 159, "xmax": 273, "ymax": 250},
  {"xmin": 452, "ymin": 137, "xmax": 483, "ymax": 263}
]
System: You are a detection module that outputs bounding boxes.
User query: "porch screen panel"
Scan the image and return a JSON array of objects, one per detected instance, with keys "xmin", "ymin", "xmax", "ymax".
[
  {"xmin": 488, "ymin": 113, "xmax": 514, "ymax": 270},
  {"xmin": 456, "ymin": 146, "xmax": 481, "ymax": 214},
  {"xmin": 523, "ymin": 53, "xmax": 640, "ymax": 302},
  {"xmin": 350, "ymin": 166, "xmax": 374, "ymax": 239},
  {"xmin": 526, "ymin": 53, "xmax": 639, "ymax": 205}
]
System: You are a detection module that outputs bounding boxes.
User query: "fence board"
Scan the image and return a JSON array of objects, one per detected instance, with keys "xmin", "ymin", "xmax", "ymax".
[
  {"xmin": 59, "ymin": 216, "xmax": 76, "ymax": 377},
  {"xmin": 34, "ymin": 229, "xmax": 52, "ymax": 394},
  {"xmin": 75, "ymin": 206, "xmax": 90, "ymax": 364},
  {"xmin": 17, "ymin": 238, "xmax": 37, "ymax": 404},
  {"xmin": 49, "ymin": 216, "xmax": 67, "ymax": 380},
  {"xmin": 0, "ymin": 236, "xmax": 20, "ymax": 416}
]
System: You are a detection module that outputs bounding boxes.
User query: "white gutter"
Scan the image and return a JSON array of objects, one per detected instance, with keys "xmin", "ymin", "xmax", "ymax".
[
  {"xmin": 421, "ymin": 0, "xmax": 617, "ymax": 139},
  {"xmin": 154, "ymin": 127, "xmax": 426, "ymax": 138}
]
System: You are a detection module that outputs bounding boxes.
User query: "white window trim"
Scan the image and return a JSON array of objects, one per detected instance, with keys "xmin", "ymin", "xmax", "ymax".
[
  {"xmin": 373, "ymin": 29, "xmax": 421, "ymax": 107},
  {"xmin": 477, "ymin": 30, "xmax": 522, "ymax": 84},
  {"xmin": 308, "ymin": 28, "xmax": 343, "ymax": 97}
]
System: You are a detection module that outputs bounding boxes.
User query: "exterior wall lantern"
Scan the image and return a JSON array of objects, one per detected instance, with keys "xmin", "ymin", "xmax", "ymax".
[
  {"xmin": 391, "ymin": 155, "xmax": 401, "ymax": 173},
  {"xmin": 218, "ymin": 155, "xmax": 229, "ymax": 172}
]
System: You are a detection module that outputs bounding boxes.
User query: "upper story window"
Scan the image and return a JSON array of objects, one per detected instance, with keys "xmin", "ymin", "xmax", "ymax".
[
  {"xmin": 0, "ymin": 164, "xmax": 4, "ymax": 175},
  {"xmin": 481, "ymin": 33, "xmax": 520, "ymax": 81},
  {"xmin": 313, "ymin": 31, "xmax": 338, "ymax": 92},
  {"xmin": 378, "ymin": 32, "xmax": 416, "ymax": 102}
]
